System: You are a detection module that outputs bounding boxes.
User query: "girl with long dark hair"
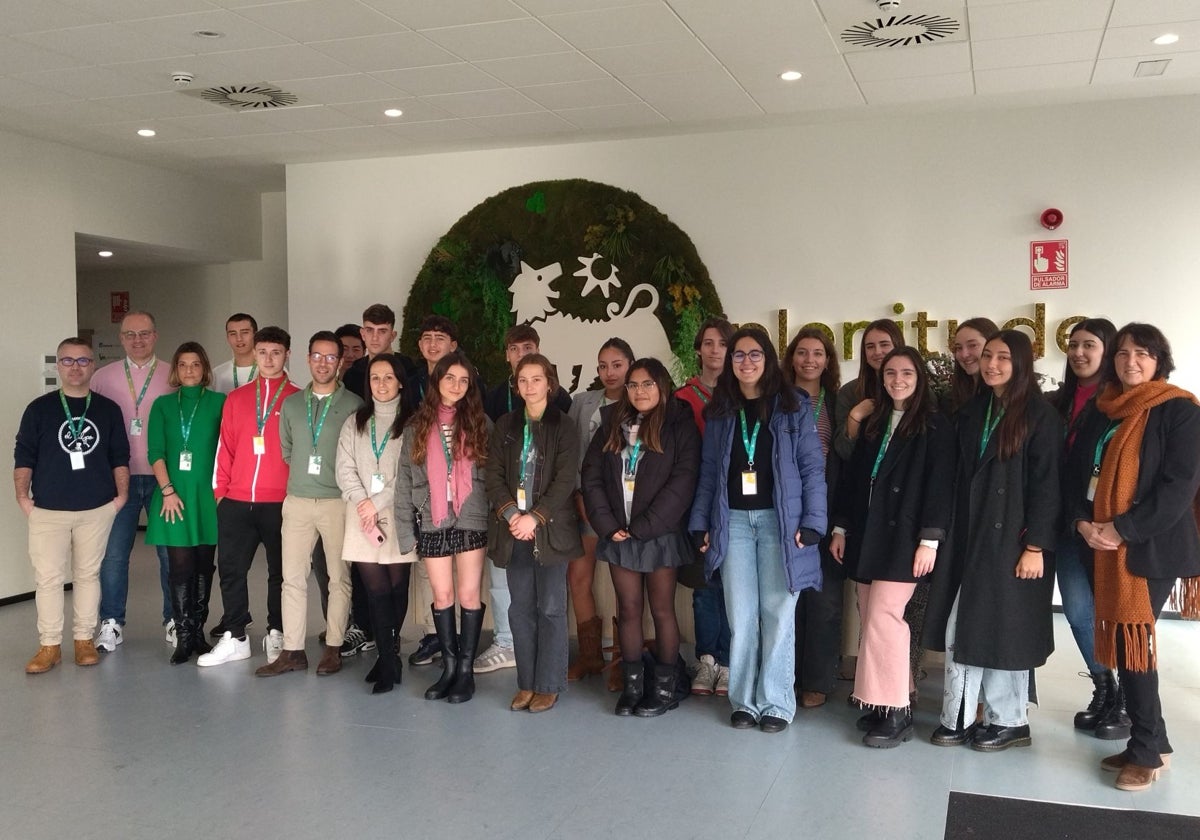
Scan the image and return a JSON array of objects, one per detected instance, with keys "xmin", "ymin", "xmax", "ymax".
[{"xmin": 944, "ymin": 318, "xmax": 1000, "ymax": 415}]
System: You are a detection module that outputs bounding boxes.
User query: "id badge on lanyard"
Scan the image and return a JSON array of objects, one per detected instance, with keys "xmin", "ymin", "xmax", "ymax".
[
  {"xmin": 179, "ymin": 451, "xmax": 193, "ymax": 472},
  {"xmin": 129, "ymin": 417, "xmax": 143, "ymax": 436},
  {"xmin": 741, "ymin": 470, "xmax": 757, "ymax": 495}
]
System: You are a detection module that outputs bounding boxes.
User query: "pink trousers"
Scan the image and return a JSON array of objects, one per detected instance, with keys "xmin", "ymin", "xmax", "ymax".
[{"xmin": 852, "ymin": 580, "xmax": 917, "ymax": 710}]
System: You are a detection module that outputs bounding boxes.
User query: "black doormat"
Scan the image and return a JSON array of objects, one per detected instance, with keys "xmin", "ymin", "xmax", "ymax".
[{"xmin": 945, "ymin": 791, "xmax": 1200, "ymax": 839}]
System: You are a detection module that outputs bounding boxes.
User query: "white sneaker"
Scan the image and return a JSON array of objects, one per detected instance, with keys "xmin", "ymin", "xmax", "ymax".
[
  {"xmin": 691, "ymin": 653, "xmax": 718, "ymax": 695},
  {"xmin": 714, "ymin": 664, "xmax": 730, "ymax": 697},
  {"xmin": 264, "ymin": 629, "xmax": 284, "ymax": 664},
  {"xmin": 164, "ymin": 619, "xmax": 177, "ymax": 648},
  {"xmin": 197, "ymin": 632, "xmax": 251, "ymax": 667},
  {"xmin": 95, "ymin": 619, "xmax": 123, "ymax": 652},
  {"xmin": 473, "ymin": 642, "xmax": 517, "ymax": 673}
]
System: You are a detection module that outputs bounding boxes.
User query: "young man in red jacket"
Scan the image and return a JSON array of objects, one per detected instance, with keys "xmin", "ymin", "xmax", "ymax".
[{"xmin": 199, "ymin": 327, "xmax": 299, "ymax": 667}]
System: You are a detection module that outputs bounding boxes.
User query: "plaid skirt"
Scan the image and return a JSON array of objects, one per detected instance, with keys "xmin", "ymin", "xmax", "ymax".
[{"xmin": 418, "ymin": 526, "xmax": 488, "ymax": 558}]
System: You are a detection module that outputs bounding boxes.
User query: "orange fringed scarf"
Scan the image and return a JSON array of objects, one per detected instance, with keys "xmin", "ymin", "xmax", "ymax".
[{"xmin": 1093, "ymin": 381, "xmax": 1200, "ymax": 673}]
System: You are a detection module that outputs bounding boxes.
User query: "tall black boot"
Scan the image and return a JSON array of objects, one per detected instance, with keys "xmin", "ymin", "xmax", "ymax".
[
  {"xmin": 193, "ymin": 569, "xmax": 214, "ymax": 655},
  {"xmin": 1094, "ymin": 680, "xmax": 1133, "ymax": 741},
  {"xmin": 615, "ymin": 660, "xmax": 645, "ymax": 716},
  {"xmin": 424, "ymin": 605, "xmax": 459, "ymax": 701},
  {"xmin": 169, "ymin": 579, "xmax": 194, "ymax": 666},
  {"xmin": 634, "ymin": 662, "xmax": 680, "ymax": 717},
  {"xmin": 366, "ymin": 593, "xmax": 402, "ymax": 693},
  {"xmin": 448, "ymin": 605, "xmax": 485, "ymax": 704},
  {"xmin": 1074, "ymin": 671, "xmax": 1111, "ymax": 730}
]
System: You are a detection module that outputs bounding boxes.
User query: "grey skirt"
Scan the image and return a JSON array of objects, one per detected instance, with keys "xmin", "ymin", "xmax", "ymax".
[{"xmin": 596, "ymin": 530, "xmax": 691, "ymax": 573}]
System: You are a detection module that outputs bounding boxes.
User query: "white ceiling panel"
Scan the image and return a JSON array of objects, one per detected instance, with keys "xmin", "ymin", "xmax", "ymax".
[
  {"xmin": 845, "ymin": 41, "xmax": 972, "ymax": 82},
  {"xmin": 1092, "ymin": 49, "xmax": 1200, "ymax": 84},
  {"xmin": 207, "ymin": 44, "xmax": 357, "ymax": 80},
  {"xmin": 99, "ymin": 52, "xmax": 246, "ymax": 90},
  {"xmin": 235, "ymin": 0, "xmax": 409, "ymax": 42},
  {"xmin": 153, "ymin": 136, "xmax": 258, "ymax": 159},
  {"xmin": 468, "ymin": 109, "xmax": 577, "ymax": 136},
  {"xmin": 19, "ymin": 64, "xmax": 167, "ymax": 99},
  {"xmin": 1100, "ymin": 21, "xmax": 1200, "ymax": 59},
  {"xmin": 293, "ymin": 124, "xmax": 406, "ymax": 152},
  {"xmin": 86, "ymin": 118, "xmax": 207, "ymax": 142},
  {"xmin": 123, "ymin": 10, "xmax": 296, "ymax": 53},
  {"xmin": 11, "ymin": 97, "xmax": 149, "ymax": 124},
  {"xmin": 858, "ymin": 72, "xmax": 975, "ymax": 105},
  {"xmin": 371, "ymin": 63, "xmax": 506, "ymax": 95},
  {"xmin": 0, "ymin": 1, "xmax": 105, "ymax": 35},
  {"xmin": 381, "ymin": 117, "xmax": 492, "ymax": 143},
  {"xmin": 273, "ymin": 73, "xmax": 406, "ymax": 104},
  {"xmin": 519, "ymin": 77, "xmax": 637, "ymax": 109},
  {"xmin": 968, "ymin": 0, "xmax": 1114, "ymax": 41},
  {"xmin": 240, "ymin": 103, "xmax": 370, "ymax": 131},
  {"xmin": 974, "ymin": 60, "xmax": 1095, "ymax": 93},
  {"xmin": 14, "ymin": 24, "xmax": 186, "ymax": 65},
  {"xmin": 517, "ymin": 0, "xmax": 648, "ymax": 13},
  {"xmin": 622, "ymin": 67, "xmax": 762, "ymax": 120},
  {"xmin": 233, "ymin": 130, "xmax": 338, "ymax": 154},
  {"xmin": 540, "ymin": 5, "xmax": 691, "ymax": 50},
  {"xmin": 420, "ymin": 18, "xmax": 570, "ymax": 61},
  {"xmin": 734, "ymin": 55, "xmax": 865, "ymax": 113},
  {"xmin": 328, "ymin": 97, "xmax": 455, "ymax": 123},
  {"xmin": 62, "ymin": 0, "xmax": 220, "ymax": 23},
  {"xmin": 586, "ymin": 38, "xmax": 721, "ymax": 76},
  {"xmin": 421, "ymin": 87, "xmax": 544, "ymax": 118},
  {"xmin": 555, "ymin": 101, "xmax": 666, "ymax": 129},
  {"xmin": 362, "ymin": 0, "xmax": 528, "ymax": 30},
  {"xmin": 93, "ymin": 90, "xmax": 235, "ymax": 119},
  {"xmin": 0, "ymin": 75, "xmax": 79, "ymax": 107},
  {"xmin": 475, "ymin": 51, "xmax": 608, "ymax": 87},
  {"xmin": 307, "ymin": 32, "xmax": 459, "ymax": 72},
  {"xmin": 1109, "ymin": 0, "xmax": 1200, "ymax": 27},
  {"xmin": 157, "ymin": 110, "xmax": 280, "ymax": 137},
  {"xmin": 972, "ymin": 29, "xmax": 1104, "ymax": 70}
]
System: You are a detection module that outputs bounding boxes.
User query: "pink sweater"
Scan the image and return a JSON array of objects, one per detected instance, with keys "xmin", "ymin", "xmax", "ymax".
[{"xmin": 90, "ymin": 357, "xmax": 175, "ymax": 475}]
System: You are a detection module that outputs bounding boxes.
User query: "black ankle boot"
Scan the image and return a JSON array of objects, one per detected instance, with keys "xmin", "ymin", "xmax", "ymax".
[
  {"xmin": 169, "ymin": 579, "xmax": 194, "ymax": 666},
  {"xmin": 425, "ymin": 605, "xmax": 459, "ymax": 701},
  {"xmin": 448, "ymin": 605, "xmax": 485, "ymax": 704},
  {"xmin": 634, "ymin": 663, "xmax": 680, "ymax": 717},
  {"xmin": 192, "ymin": 570, "xmax": 214, "ymax": 655},
  {"xmin": 863, "ymin": 708, "xmax": 914, "ymax": 748},
  {"xmin": 615, "ymin": 660, "xmax": 644, "ymax": 716},
  {"xmin": 1094, "ymin": 681, "xmax": 1133, "ymax": 740},
  {"xmin": 856, "ymin": 708, "xmax": 887, "ymax": 732},
  {"xmin": 1074, "ymin": 671, "xmax": 1112, "ymax": 730}
]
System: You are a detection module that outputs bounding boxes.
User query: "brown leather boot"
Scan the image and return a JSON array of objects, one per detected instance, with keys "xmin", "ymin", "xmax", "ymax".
[
  {"xmin": 567, "ymin": 616, "xmax": 605, "ymax": 681},
  {"xmin": 74, "ymin": 639, "xmax": 100, "ymax": 666},
  {"xmin": 316, "ymin": 644, "xmax": 342, "ymax": 675},
  {"xmin": 254, "ymin": 649, "xmax": 308, "ymax": 676},
  {"xmin": 529, "ymin": 692, "xmax": 558, "ymax": 713},
  {"xmin": 26, "ymin": 645, "xmax": 62, "ymax": 674},
  {"xmin": 605, "ymin": 617, "xmax": 623, "ymax": 692}
]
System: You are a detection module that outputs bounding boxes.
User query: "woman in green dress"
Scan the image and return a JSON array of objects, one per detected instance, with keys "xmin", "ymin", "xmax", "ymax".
[{"xmin": 146, "ymin": 342, "xmax": 225, "ymax": 664}]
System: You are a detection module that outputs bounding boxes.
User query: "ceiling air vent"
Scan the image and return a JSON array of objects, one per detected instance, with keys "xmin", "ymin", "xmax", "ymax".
[
  {"xmin": 199, "ymin": 84, "xmax": 298, "ymax": 109},
  {"xmin": 842, "ymin": 14, "xmax": 960, "ymax": 48}
]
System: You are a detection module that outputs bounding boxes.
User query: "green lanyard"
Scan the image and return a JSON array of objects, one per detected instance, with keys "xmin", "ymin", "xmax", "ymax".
[
  {"xmin": 689, "ymin": 384, "xmax": 711, "ymax": 405},
  {"xmin": 255, "ymin": 377, "xmax": 288, "ymax": 436},
  {"xmin": 870, "ymin": 411, "xmax": 894, "ymax": 483},
  {"xmin": 813, "ymin": 388, "xmax": 826, "ymax": 423},
  {"xmin": 739, "ymin": 407, "xmax": 761, "ymax": 469},
  {"xmin": 58, "ymin": 389, "xmax": 91, "ymax": 446},
  {"xmin": 979, "ymin": 396, "xmax": 1004, "ymax": 458},
  {"xmin": 369, "ymin": 416, "xmax": 389, "ymax": 464},
  {"xmin": 178, "ymin": 390, "xmax": 203, "ymax": 452},
  {"xmin": 124, "ymin": 358, "xmax": 157, "ymax": 418},
  {"xmin": 625, "ymin": 437, "xmax": 643, "ymax": 479},
  {"xmin": 234, "ymin": 362, "xmax": 257, "ymax": 388},
  {"xmin": 306, "ymin": 384, "xmax": 338, "ymax": 447},
  {"xmin": 519, "ymin": 412, "xmax": 535, "ymax": 483},
  {"xmin": 1091, "ymin": 420, "xmax": 1121, "ymax": 476}
]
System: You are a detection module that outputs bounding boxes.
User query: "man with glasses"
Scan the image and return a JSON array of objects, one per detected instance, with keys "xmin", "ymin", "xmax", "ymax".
[
  {"xmin": 89, "ymin": 311, "xmax": 175, "ymax": 652},
  {"xmin": 199, "ymin": 327, "xmax": 298, "ymax": 667},
  {"xmin": 15, "ymin": 338, "xmax": 129, "ymax": 673},
  {"xmin": 213, "ymin": 313, "xmax": 260, "ymax": 395},
  {"xmin": 256, "ymin": 332, "xmax": 362, "ymax": 676}
]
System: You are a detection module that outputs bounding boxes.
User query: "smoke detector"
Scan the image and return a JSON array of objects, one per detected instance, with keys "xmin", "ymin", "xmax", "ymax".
[
  {"xmin": 876, "ymin": 0, "xmax": 901, "ymax": 8},
  {"xmin": 172, "ymin": 71, "xmax": 194, "ymax": 87}
]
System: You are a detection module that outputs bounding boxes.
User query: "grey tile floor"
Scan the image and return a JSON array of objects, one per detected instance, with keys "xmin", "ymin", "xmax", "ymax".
[{"xmin": 2, "ymin": 542, "xmax": 1198, "ymax": 840}]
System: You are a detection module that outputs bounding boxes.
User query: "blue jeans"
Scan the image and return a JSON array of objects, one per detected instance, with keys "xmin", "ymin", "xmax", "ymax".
[
  {"xmin": 692, "ymin": 584, "xmax": 731, "ymax": 666},
  {"xmin": 99, "ymin": 474, "xmax": 170, "ymax": 625},
  {"xmin": 942, "ymin": 595, "xmax": 1030, "ymax": 728},
  {"xmin": 1055, "ymin": 535, "xmax": 1103, "ymax": 674},
  {"xmin": 486, "ymin": 556, "xmax": 514, "ymax": 648},
  {"xmin": 721, "ymin": 509, "xmax": 801, "ymax": 722}
]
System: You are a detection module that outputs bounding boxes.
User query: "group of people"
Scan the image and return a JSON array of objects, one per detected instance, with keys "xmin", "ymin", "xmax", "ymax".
[{"xmin": 14, "ymin": 303, "xmax": 1198, "ymax": 793}]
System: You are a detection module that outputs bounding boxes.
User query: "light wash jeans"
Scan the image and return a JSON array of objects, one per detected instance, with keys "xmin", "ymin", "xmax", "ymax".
[
  {"xmin": 1055, "ymin": 536, "xmax": 1103, "ymax": 675},
  {"xmin": 941, "ymin": 594, "xmax": 1029, "ymax": 728},
  {"xmin": 99, "ymin": 474, "xmax": 171, "ymax": 625},
  {"xmin": 721, "ymin": 509, "xmax": 801, "ymax": 722},
  {"xmin": 486, "ymin": 556, "xmax": 513, "ymax": 648}
]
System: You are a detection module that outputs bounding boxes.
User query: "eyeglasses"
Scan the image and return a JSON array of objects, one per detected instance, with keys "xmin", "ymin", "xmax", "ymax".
[
  {"xmin": 625, "ymin": 380, "xmax": 657, "ymax": 392},
  {"xmin": 121, "ymin": 330, "xmax": 155, "ymax": 341},
  {"xmin": 309, "ymin": 352, "xmax": 339, "ymax": 364},
  {"xmin": 731, "ymin": 350, "xmax": 765, "ymax": 363},
  {"xmin": 58, "ymin": 357, "xmax": 94, "ymax": 367}
]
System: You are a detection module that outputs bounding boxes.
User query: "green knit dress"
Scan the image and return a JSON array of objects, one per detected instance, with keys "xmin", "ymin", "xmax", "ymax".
[{"xmin": 145, "ymin": 386, "xmax": 225, "ymax": 547}]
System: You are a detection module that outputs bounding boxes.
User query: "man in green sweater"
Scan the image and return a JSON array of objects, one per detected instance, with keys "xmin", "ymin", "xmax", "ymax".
[{"xmin": 257, "ymin": 331, "xmax": 363, "ymax": 676}]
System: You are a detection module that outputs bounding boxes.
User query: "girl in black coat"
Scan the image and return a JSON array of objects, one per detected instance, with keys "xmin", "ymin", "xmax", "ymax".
[
  {"xmin": 925, "ymin": 330, "xmax": 1062, "ymax": 752},
  {"xmin": 581, "ymin": 357, "xmax": 700, "ymax": 717},
  {"xmin": 831, "ymin": 348, "xmax": 955, "ymax": 748}
]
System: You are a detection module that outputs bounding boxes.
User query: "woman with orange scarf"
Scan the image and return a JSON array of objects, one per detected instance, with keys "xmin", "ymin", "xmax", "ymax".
[{"xmin": 1069, "ymin": 323, "xmax": 1200, "ymax": 791}]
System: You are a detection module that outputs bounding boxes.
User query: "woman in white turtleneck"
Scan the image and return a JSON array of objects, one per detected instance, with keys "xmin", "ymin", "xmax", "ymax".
[{"xmin": 336, "ymin": 354, "xmax": 415, "ymax": 694}]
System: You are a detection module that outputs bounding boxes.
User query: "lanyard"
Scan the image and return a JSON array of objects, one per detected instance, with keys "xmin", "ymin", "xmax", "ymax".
[
  {"xmin": 519, "ymin": 412, "xmax": 535, "ymax": 483},
  {"xmin": 1091, "ymin": 420, "xmax": 1121, "ymax": 475},
  {"xmin": 59, "ymin": 389, "xmax": 91, "ymax": 445},
  {"xmin": 738, "ymin": 407, "xmax": 761, "ymax": 469},
  {"xmin": 507, "ymin": 386, "xmax": 513, "ymax": 414},
  {"xmin": 979, "ymin": 395, "xmax": 1004, "ymax": 458},
  {"xmin": 234, "ymin": 362, "xmax": 257, "ymax": 388},
  {"xmin": 255, "ymin": 377, "xmax": 288, "ymax": 436},
  {"xmin": 124, "ymin": 358, "xmax": 157, "ymax": 417},
  {"xmin": 306, "ymin": 384, "xmax": 338, "ymax": 447},
  {"xmin": 439, "ymin": 421, "xmax": 454, "ymax": 481},
  {"xmin": 689, "ymin": 384, "xmax": 711, "ymax": 405},
  {"xmin": 813, "ymin": 388, "xmax": 826, "ymax": 423},
  {"xmin": 178, "ymin": 390, "xmax": 203, "ymax": 451},
  {"xmin": 369, "ymin": 416, "xmax": 389, "ymax": 464},
  {"xmin": 625, "ymin": 437, "xmax": 643, "ymax": 478},
  {"xmin": 870, "ymin": 411, "xmax": 894, "ymax": 483}
]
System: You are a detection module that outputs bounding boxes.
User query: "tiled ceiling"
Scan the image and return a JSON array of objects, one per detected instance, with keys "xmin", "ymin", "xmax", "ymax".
[{"xmin": 2, "ymin": 0, "xmax": 1198, "ymax": 191}]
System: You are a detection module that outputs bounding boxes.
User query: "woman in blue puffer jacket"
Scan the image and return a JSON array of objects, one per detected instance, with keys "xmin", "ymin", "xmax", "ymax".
[{"xmin": 689, "ymin": 326, "xmax": 828, "ymax": 733}]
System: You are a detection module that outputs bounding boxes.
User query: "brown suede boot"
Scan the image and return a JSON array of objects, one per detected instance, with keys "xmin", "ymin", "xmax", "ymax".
[
  {"xmin": 567, "ymin": 616, "xmax": 605, "ymax": 681},
  {"xmin": 316, "ymin": 644, "xmax": 342, "ymax": 676},
  {"xmin": 605, "ymin": 616, "xmax": 623, "ymax": 692},
  {"xmin": 254, "ymin": 649, "xmax": 308, "ymax": 676},
  {"xmin": 26, "ymin": 645, "xmax": 62, "ymax": 674},
  {"xmin": 74, "ymin": 639, "xmax": 100, "ymax": 666}
]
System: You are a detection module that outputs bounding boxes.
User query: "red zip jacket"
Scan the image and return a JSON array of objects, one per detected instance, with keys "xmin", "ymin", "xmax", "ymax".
[{"xmin": 215, "ymin": 375, "xmax": 299, "ymax": 503}]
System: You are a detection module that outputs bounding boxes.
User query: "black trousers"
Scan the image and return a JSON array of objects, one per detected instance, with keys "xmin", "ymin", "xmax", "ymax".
[
  {"xmin": 1118, "ymin": 576, "xmax": 1176, "ymax": 768},
  {"xmin": 795, "ymin": 550, "xmax": 843, "ymax": 694},
  {"xmin": 216, "ymin": 499, "xmax": 283, "ymax": 637}
]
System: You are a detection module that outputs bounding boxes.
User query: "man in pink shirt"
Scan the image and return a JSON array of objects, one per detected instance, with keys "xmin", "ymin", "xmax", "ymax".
[{"xmin": 89, "ymin": 311, "xmax": 175, "ymax": 652}]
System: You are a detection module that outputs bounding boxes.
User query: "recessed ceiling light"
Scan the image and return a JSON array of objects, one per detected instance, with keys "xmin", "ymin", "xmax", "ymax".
[
  {"xmin": 1153, "ymin": 33, "xmax": 1179, "ymax": 46},
  {"xmin": 193, "ymin": 30, "xmax": 224, "ymax": 39},
  {"xmin": 137, "ymin": 128, "xmax": 156, "ymax": 137},
  {"xmin": 98, "ymin": 251, "xmax": 113, "ymax": 258},
  {"xmin": 384, "ymin": 108, "xmax": 403, "ymax": 118},
  {"xmin": 780, "ymin": 70, "xmax": 802, "ymax": 82}
]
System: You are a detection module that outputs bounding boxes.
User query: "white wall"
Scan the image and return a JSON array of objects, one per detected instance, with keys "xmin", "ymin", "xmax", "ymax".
[
  {"xmin": 286, "ymin": 95, "xmax": 1200, "ymax": 395},
  {"xmin": 0, "ymin": 127, "xmax": 265, "ymax": 600}
]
